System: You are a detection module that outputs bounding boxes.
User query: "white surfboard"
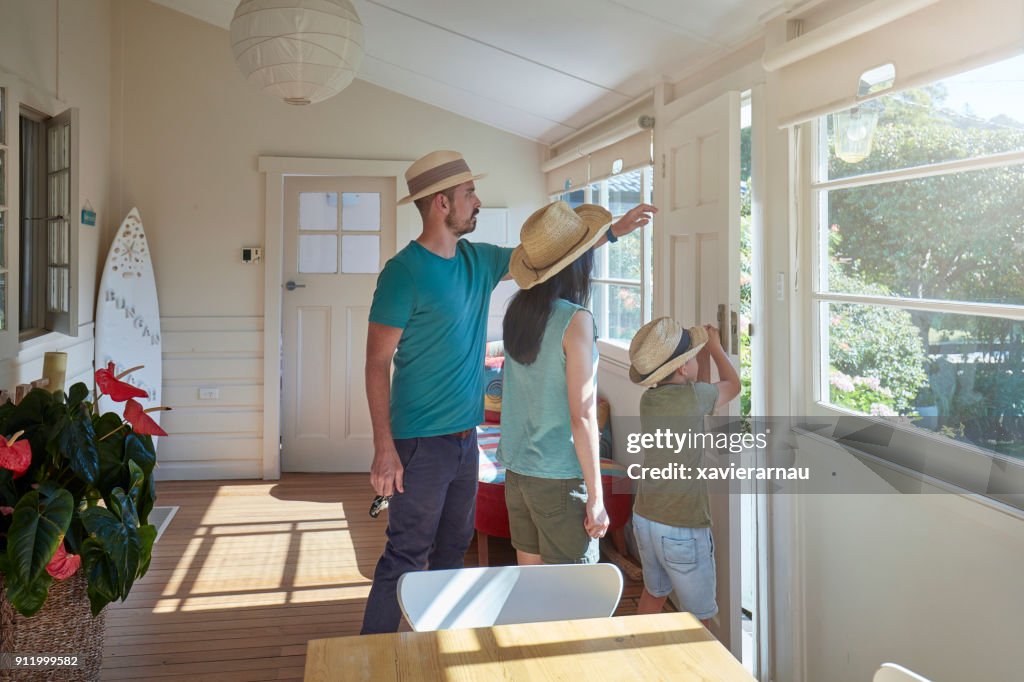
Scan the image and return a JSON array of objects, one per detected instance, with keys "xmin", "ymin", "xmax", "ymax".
[{"xmin": 95, "ymin": 208, "xmax": 163, "ymax": 435}]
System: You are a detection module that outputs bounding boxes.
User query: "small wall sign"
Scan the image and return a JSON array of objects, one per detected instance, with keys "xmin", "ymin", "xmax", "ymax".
[{"xmin": 81, "ymin": 200, "xmax": 96, "ymax": 226}]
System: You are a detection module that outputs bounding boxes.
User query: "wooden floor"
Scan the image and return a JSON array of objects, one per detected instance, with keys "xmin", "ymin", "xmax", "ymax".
[{"xmin": 102, "ymin": 474, "xmax": 665, "ymax": 681}]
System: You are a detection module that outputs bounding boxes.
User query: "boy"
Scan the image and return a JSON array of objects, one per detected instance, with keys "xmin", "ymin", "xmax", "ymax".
[{"xmin": 627, "ymin": 317, "xmax": 741, "ymax": 627}]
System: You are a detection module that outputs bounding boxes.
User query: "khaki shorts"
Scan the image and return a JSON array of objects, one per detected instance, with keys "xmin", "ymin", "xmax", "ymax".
[{"xmin": 504, "ymin": 469, "xmax": 599, "ymax": 564}]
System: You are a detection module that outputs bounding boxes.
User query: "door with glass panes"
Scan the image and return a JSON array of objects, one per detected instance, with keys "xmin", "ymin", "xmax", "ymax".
[{"xmin": 281, "ymin": 176, "xmax": 396, "ymax": 472}]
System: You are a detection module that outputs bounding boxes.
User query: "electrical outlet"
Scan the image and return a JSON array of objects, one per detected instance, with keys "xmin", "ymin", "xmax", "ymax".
[
  {"xmin": 776, "ymin": 272, "xmax": 786, "ymax": 302},
  {"xmin": 242, "ymin": 247, "xmax": 263, "ymax": 264},
  {"xmin": 198, "ymin": 387, "xmax": 220, "ymax": 400}
]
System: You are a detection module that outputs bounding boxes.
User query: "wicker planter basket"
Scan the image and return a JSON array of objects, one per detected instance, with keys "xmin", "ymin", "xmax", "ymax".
[{"xmin": 0, "ymin": 572, "xmax": 106, "ymax": 681}]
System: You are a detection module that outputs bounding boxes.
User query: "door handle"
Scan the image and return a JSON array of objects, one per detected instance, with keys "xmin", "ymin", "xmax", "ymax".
[
  {"xmin": 717, "ymin": 303, "xmax": 729, "ymax": 350},
  {"xmin": 285, "ymin": 280, "xmax": 306, "ymax": 291},
  {"xmin": 730, "ymin": 309, "xmax": 739, "ymax": 355}
]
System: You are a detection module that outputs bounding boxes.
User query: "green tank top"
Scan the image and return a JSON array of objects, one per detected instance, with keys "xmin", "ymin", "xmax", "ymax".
[{"xmin": 497, "ymin": 299, "xmax": 598, "ymax": 479}]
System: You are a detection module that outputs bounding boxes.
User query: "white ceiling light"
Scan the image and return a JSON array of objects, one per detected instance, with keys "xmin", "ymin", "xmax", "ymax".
[{"xmin": 230, "ymin": 0, "xmax": 365, "ymax": 106}]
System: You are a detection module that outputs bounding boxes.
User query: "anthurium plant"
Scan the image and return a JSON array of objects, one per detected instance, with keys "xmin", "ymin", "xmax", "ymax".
[{"xmin": 0, "ymin": 363, "xmax": 167, "ymax": 617}]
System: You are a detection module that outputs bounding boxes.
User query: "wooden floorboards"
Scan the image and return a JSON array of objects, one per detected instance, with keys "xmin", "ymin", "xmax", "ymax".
[{"xmin": 102, "ymin": 474, "xmax": 666, "ymax": 681}]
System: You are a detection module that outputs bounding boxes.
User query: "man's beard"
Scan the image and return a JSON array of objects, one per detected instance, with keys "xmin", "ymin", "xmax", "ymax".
[{"xmin": 446, "ymin": 211, "xmax": 478, "ymax": 237}]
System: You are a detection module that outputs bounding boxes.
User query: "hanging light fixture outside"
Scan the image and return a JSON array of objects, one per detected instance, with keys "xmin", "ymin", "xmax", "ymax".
[
  {"xmin": 832, "ymin": 102, "xmax": 881, "ymax": 164},
  {"xmin": 230, "ymin": 0, "xmax": 365, "ymax": 106}
]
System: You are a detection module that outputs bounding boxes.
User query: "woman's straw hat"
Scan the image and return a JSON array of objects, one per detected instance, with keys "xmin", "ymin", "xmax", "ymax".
[
  {"xmin": 509, "ymin": 201, "xmax": 612, "ymax": 289},
  {"xmin": 629, "ymin": 317, "xmax": 709, "ymax": 386},
  {"xmin": 398, "ymin": 150, "xmax": 486, "ymax": 205}
]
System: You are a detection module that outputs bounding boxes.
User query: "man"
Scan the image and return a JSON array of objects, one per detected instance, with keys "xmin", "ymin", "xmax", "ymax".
[{"xmin": 360, "ymin": 150, "xmax": 655, "ymax": 634}]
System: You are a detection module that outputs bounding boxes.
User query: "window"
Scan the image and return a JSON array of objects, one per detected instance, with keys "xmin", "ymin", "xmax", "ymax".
[
  {"xmin": 555, "ymin": 165, "xmax": 654, "ymax": 345},
  {"xmin": 811, "ymin": 54, "xmax": 1024, "ymax": 463},
  {"xmin": 18, "ymin": 106, "xmax": 78, "ymax": 339}
]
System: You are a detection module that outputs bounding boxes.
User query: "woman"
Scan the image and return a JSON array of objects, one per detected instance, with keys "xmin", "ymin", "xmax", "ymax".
[{"xmin": 496, "ymin": 200, "xmax": 614, "ymax": 566}]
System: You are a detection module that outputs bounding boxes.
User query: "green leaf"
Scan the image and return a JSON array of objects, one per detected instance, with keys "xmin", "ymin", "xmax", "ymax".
[
  {"xmin": 66, "ymin": 382, "xmax": 90, "ymax": 409},
  {"xmin": 3, "ymin": 570, "xmax": 54, "ymax": 617},
  {"xmin": 59, "ymin": 403, "xmax": 100, "ymax": 485},
  {"xmin": 95, "ymin": 412, "xmax": 127, "ymax": 491},
  {"xmin": 124, "ymin": 433, "xmax": 157, "ymax": 522},
  {"xmin": 137, "ymin": 524, "xmax": 157, "ymax": 578},
  {"xmin": 8, "ymin": 389, "xmax": 52, "ymax": 427},
  {"xmin": 127, "ymin": 460, "xmax": 144, "ymax": 509},
  {"xmin": 6, "ymin": 487, "xmax": 73, "ymax": 583},
  {"xmin": 81, "ymin": 503, "xmax": 141, "ymax": 599},
  {"xmin": 124, "ymin": 433, "xmax": 155, "ymax": 476},
  {"xmin": 80, "ymin": 536, "xmax": 118, "ymax": 616}
]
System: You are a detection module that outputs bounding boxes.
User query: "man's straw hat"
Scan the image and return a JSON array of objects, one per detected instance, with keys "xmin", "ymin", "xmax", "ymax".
[
  {"xmin": 398, "ymin": 150, "xmax": 486, "ymax": 205},
  {"xmin": 509, "ymin": 201, "xmax": 612, "ymax": 289},
  {"xmin": 629, "ymin": 317, "xmax": 709, "ymax": 386}
]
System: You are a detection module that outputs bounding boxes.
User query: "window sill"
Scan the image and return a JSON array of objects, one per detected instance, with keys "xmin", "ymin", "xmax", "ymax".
[
  {"xmin": 19, "ymin": 329, "xmax": 66, "ymax": 351},
  {"xmin": 805, "ymin": 400, "xmax": 1024, "ymax": 512},
  {"xmin": 597, "ymin": 339, "xmax": 630, "ymax": 368}
]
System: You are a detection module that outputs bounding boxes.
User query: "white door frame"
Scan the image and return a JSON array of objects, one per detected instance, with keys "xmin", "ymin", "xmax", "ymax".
[{"xmin": 258, "ymin": 156, "xmax": 416, "ymax": 480}]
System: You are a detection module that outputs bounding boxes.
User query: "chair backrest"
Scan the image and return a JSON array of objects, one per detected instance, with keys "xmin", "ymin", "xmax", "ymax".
[
  {"xmin": 873, "ymin": 663, "xmax": 933, "ymax": 682},
  {"xmin": 397, "ymin": 564, "xmax": 623, "ymax": 632}
]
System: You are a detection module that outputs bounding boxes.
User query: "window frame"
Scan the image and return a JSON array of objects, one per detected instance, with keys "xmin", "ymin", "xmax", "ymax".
[
  {"xmin": 552, "ymin": 163, "xmax": 654, "ymax": 363},
  {"xmin": 15, "ymin": 103, "xmax": 78, "ymax": 343},
  {"xmin": 19, "ymin": 107, "xmax": 49, "ymax": 338},
  {"xmin": 800, "ymin": 66, "xmax": 1024, "ymax": 506}
]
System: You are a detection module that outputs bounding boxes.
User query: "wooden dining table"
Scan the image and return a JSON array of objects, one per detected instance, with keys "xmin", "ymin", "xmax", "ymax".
[{"xmin": 304, "ymin": 612, "xmax": 755, "ymax": 681}]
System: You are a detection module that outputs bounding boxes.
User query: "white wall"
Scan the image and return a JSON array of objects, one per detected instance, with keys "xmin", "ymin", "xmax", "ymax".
[
  {"xmin": 112, "ymin": 0, "xmax": 547, "ymax": 479},
  {"xmin": 790, "ymin": 436, "xmax": 1024, "ymax": 682},
  {"xmin": 0, "ymin": 0, "xmax": 111, "ymax": 389}
]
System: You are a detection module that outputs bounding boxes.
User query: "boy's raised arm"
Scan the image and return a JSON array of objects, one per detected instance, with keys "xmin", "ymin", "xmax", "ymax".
[{"xmin": 702, "ymin": 324, "xmax": 741, "ymax": 409}]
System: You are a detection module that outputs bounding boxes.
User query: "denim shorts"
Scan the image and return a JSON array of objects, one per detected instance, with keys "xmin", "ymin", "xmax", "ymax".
[{"xmin": 631, "ymin": 513, "xmax": 718, "ymax": 620}]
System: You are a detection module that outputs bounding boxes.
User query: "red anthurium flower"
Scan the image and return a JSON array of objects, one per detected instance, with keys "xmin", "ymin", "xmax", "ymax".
[
  {"xmin": 0, "ymin": 431, "xmax": 31, "ymax": 479},
  {"xmin": 95, "ymin": 362, "xmax": 148, "ymax": 402},
  {"xmin": 46, "ymin": 541, "xmax": 81, "ymax": 580},
  {"xmin": 124, "ymin": 399, "xmax": 168, "ymax": 437}
]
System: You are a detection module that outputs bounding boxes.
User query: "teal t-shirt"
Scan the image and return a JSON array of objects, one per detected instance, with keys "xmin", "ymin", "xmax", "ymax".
[
  {"xmin": 369, "ymin": 239, "xmax": 512, "ymax": 439},
  {"xmin": 496, "ymin": 299, "xmax": 598, "ymax": 479}
]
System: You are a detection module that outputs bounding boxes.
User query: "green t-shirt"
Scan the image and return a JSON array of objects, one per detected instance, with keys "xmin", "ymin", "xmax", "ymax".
[
  {"xmin": 369, "ymin": 239, "xmax": 512, "ymax": 439},
  {"xmin": 633, "ymin": 382, "xmax": 719, "ymax": 528}
]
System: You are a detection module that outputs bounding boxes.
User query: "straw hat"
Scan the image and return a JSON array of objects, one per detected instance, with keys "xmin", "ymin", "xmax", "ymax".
[
  {"xmin": 509, "ymin": 201, "xmax": 612, "ymax": 289},
  {"xmin": 629, "ymin": 317, "xmax": 709, "ymax": 386},
  {"xmin": 398, "ymin": 150, "xmax": 486, "ymax": 205}
]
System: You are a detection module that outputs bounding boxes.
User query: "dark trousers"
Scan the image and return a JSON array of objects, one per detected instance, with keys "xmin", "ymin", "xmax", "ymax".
[{"xmin": 360, "ymin": 431, "xmax": 479, "ymax": 634}]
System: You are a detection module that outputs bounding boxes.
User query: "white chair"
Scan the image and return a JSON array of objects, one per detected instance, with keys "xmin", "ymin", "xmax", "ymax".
[
  {"xmin": 873, "ymin": 663, "xmax": 933, "ymax": 682},
  {"xmin": 397, "ymin": 563, "xmax": 623, "ymax": 632}
]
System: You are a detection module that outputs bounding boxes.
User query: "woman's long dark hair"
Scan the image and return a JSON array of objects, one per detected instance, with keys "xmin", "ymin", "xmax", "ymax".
[{"xmin": 504, "ymin": 249, "xmax": 594, "ymax": 365}]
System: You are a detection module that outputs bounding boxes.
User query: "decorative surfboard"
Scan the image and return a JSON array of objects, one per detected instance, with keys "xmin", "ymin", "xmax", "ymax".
[{"xmin": 95, "ymin": 208, "xmax": 163, "ymax": 439}]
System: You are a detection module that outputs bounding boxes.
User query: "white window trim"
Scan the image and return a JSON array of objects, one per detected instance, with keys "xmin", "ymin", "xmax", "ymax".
[
  {"xmin": 552, "ymin": 165, "xmax": 654, "ymax": 359},
  {"xmin": 798, "ymin": 110, "xmax": 1024, "ymax": 508}
]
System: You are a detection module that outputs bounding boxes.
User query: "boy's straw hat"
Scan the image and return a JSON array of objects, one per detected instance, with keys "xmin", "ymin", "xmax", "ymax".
[
  {"xmin": 509, "ymin": 201, "xmax": 612, "ymax": 289},
  {"xmin": 629, "ymin": 317, "xmax": 708, "ymax": 386},
  {"xmin": 398, "ymin": 150, "xmax": 486, "ymax": 205}
]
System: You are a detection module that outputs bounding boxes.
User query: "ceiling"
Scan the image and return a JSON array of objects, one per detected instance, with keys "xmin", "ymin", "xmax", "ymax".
[{"xmin": 151, "ymin": 0, "xmax": 799, "ymax": 144}]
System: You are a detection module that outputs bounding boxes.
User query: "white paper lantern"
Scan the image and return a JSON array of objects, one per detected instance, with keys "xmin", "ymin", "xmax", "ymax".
[{"xmin": 230, "ymin": 0, "xmax": 364, "ymax": 106}]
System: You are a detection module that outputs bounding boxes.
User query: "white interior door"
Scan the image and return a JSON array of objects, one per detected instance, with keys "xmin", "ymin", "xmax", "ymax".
[
  {"xmin": 282, "ymin": 176, "xmax": 396, "ymax": 472},
  {"xmin": 654, "ymin": 91, "xmax": 743, "ymax": 654}
]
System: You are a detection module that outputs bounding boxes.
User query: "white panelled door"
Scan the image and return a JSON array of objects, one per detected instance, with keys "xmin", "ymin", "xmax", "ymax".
[
  {"xmin": 282, "ymin": 176, "xmax": 396, "ymax": 472},
  {"xmin": 654, "ymin": 91, "xmax": 743, "ymax": 654}
]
